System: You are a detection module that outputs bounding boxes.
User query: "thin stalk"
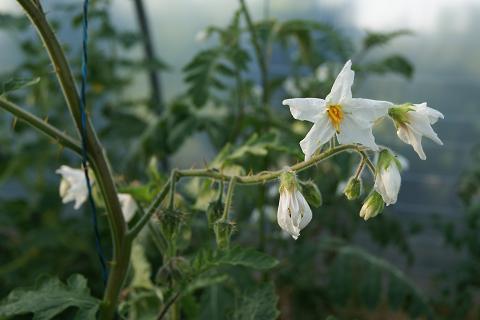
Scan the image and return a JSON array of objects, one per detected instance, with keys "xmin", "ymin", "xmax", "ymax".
[
  {"xmin": 239, "ymin": 0, "xmax": 269, "ymax": 106},
  {"xmin": 354, "ymin": 158, "xmax": 366, "ymax": 180},
  {"xmin": 0, "ymin": 98, "xmax": 82, "ymax": 156},
  {"xmin": 222, "ymin": 177, "xmax": 237, "ymax": 220},
  {"xmin": 177, "ymin": 144, "xmax": 361, "ymax": 184},
  {"xmin": 132, "ymin": 0, "xmax": 163, "ymax": 111},
  {"xmin": 168, "ymin": 170, "xmax": 177, "ymax": 209},
  {"xmin": 128, "ymin": 179, "xmax": 171, "ymax": 240}
]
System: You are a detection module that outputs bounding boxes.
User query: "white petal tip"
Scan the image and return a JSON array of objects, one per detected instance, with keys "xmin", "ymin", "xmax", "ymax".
[{"xmin": 282, "ymin": 99, "xmax": 290, "ymax": 106}]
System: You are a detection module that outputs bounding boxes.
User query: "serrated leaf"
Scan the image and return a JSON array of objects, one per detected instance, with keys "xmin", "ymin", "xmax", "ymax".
[
  {"xmin": 0, "ymin": 274, "xmax": 99, "ymax": 320},
  {"xmin": 192, "ymin": 246, "xmax": 279, "ymax": 274},
  {"xmin": 233, "ymin": 283, "xmax": 280, "ymax": 320},
  {"xmin": 1, "ymin": 77, "xmax": 40, "ymax": 95}
]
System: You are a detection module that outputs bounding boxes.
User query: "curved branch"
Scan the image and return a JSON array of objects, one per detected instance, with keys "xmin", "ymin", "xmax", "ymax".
[{"xmin": 0, "ymin": 97, "xmax": 82, "ymax": 156}]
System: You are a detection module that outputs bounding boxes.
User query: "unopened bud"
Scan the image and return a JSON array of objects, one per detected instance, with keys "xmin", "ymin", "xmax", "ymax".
[
  {"xmin": 213, "ymin": 220, "xmax": 235, "ymax": 250},
  {"xmin": 157, "ymin": 208, "xmax": 183, "ymax": 240},
  {"xmin": 359, "ymin": 191, "xmax": 385, "ymax": 220},
  {"xmin": 206, "ymin": 201, "xmax": 224, "ymax": 227},
  {"xmin": 299, "ymin": 180, "xmax": 322, "ymax": 207},
  {"xmin": 344, "ymin": 177, "xmax": 362, "ymax": 200},
  {"xmin": 279, "ymin": 171, "xmax": 298, "ymax": 193}
]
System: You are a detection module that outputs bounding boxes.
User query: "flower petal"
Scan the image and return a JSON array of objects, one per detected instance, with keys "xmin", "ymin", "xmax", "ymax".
[
  {"xmin": 282, "ymin": 98, "xmax": 325, "ymax": 123},
  {"xmin": 375, "ymin": 164, "xmax": 401, "ymax": 205},
  {"xmin": 397, "ymin": 125, "xmax": 427, "ymax": 160},
  {"xmin": 413, "ymin": 103, "xmax": 444, "ymax": 124},
  {"xmin": 300, "ymin": 115, "xmax": 335, "ymax": 160},
  {"xmin": 343, "ymin": 98, "xmax": 392, "ymax": 127},
  {"xmin": 296, "ymin": 191, "xmax": 312, "ymax": 230},
  {"xmin": 407, "ymin": 111, "xmax": 443, "ymax": 145},
  {"xmin": 336, "ymin": 116, "xmax": 379, "ymax": 150},
  {"xmin": 326, "ymin": 60, "xmax": 354, "ymax": 104}
]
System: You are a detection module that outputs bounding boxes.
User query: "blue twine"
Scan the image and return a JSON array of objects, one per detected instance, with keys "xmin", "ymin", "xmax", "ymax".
[{"xmin": 80, "ymin": 0, "xmax": 109, "ymax": 286}]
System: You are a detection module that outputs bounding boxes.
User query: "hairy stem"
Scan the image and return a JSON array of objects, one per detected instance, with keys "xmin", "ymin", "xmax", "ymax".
[
  {"xmin": 17, "ymin": 2, "xmax": 126, "ymax": 318},
  {"xmin": 0, "ymin": 98, "xmax": 82, "ymax": 156},
  {"xmin": 222, "ymin": 177, "xmax": 237, "ymax": 220}
]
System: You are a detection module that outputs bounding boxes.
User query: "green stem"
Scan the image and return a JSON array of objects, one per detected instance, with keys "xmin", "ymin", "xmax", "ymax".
[
  {"xmin": 128, "ymin": 179, "xmax": 171, "ymax": 240},
  {"xmin": 168, "ymin": 170, "xmax": 178, "ymax": 210},
  {"xmin": 354, "ymin": 158, "xmax": 366, "ymax": 180},
  {"xmin": 16, "ymin": 2, "xmax": 126, "ymax": 319},
  {"xmin": 177, "ymin": 144, "xmax": 361, "ymax": 184},
  {"xmin": 239, "ymin": 0, "xmax": 269, "ymax": 106},
  {"xmin": 0, "ymin": 97, "xmax": 82, "ymax": 156},
  {"xmin": 222, "ymin": 177, "xmax": 237, "ymax": 220},
  {"xmin": 358, "ymin": 150, "xmax": 375, "ymax": 175}
]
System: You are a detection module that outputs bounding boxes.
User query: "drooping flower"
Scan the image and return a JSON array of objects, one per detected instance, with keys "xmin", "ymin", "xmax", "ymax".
[
  {"xmin": 277, "ymin": 171, "xmax": 312, "ymax": 239},
  {"xmin": 359, "ymin": 191, "xmax": 385, "ymax": 221},
  {"xmin": 56, "ymin": 165, "xmax": 90, "ymax": 210},
  {"xmin": 283, "ymin": 60, "xmax": 392, "ymax": 160},
  {"xmin": 389, "ymin": 103, "xmax": 444, "ymax": 160},
  {"xmin": 118, "ymin": 193, "xmax": 138, "ymax": 222},
  {"xmin": 374, "ymin": 150, "xmax": 402, "ymax": 205}
]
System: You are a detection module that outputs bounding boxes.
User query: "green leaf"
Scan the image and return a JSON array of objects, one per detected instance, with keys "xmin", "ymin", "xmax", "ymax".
[
  {"xmin": 192, "ymin": 246, "xmax": 279, "ymax": 274},
  {"xmin": 363, "ymin": 30, "xmax": 411, "ymax": 50},
  {"xmin": 233, "ymin": 283, "xmax": 280, "ymax": 320},
  {"xmin": 0, "ymin": 274, "xmax": 100, "ymax": 320},
  {"xmin": 0, "ymin": 14, "xmax": 29, "ymax": 30},
  {"xmin": 363, "ymin": 55, "xmax": 414, "ymax": 79},
  {"xmin": 1, "ymin": 77, "xmax": 41, "ymax": 96}
]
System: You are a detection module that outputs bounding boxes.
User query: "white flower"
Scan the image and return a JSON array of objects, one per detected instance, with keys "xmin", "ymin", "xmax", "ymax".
[
  {"xmin": 315, "ymin": 64, "xmax": 329, "ymax": 82},
  {"xmin": 118, "ymin": 193, "xmax": 138, "ymax": 222},
  {"xmin": 283, "ymin": 60, "xmax": 392, "ymax": 160},
  {"xmin": 56, "ymin": 165, "xmax": 90, "ymax": 210},
  {"xmin": 277, "ymin": 172, "xmax": 312, "ymax": 240},
  {"xmin": 374, "ymin": 150, "xmax": 401, "ymax": 205},
  {"xmin": 389, "ymin": 103, "xmax": 444, "ymax": 160}
]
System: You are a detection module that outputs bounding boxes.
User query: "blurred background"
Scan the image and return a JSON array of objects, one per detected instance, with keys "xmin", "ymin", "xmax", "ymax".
[{"xmin": 1, "ymin": 0, "xmax": 480, "ymax": 319}]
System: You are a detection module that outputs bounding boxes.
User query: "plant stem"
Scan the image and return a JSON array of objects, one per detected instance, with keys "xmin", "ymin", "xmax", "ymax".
[
  {"xmin": 132, "ymin": 0, "xmax": 163, "ymax": 111},
  {"xmin": 17, "ymin": 2, "xmax": 126, "ymax": 318},
  {"xmin": 168, "ymin": 170, "xmax": 178, "ymax": 209},
  {"xmin": 128, "ymin": 179, "xmax": 171, "ymax": 240},
  {"xmin": 354, "ymin": 158, "xmax": 366, "ymax": 180},
  {"xmin": 222, "ymin": 177, "xmax": 237, "ymax": 220},
  {"xmin": 0, "ymin": 98, "xmax": 83, "ymax": 156},
  {"xmin": 239, "ymin": 0, "xmax": 269, "ymax": 106},
  {"xmin": 177, "ymin": 144, "xmax": 363, "ymax": 184}
]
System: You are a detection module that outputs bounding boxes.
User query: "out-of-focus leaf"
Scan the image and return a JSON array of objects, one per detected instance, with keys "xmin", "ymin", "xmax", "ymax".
[
  {"xmin": 363, "ymin": 55, "xmax": 414, "ymax": 79},
  {"xmin": 0, "ymin": 274, "xmax": 99, "ymax": 320},
  {"xmin": 191, "ymin": 246, "xmax": 279, "ymax": 274},
  {"xmin": 0, "ymin": 14, "xmax": 29, "ymax": 30},
  {"xmin": 233, "ymin": 283, "xmax": 280, "ymax": 320},
  {"xmin": 363, "ymin": 30, "xmax": 411, "ymax": 50},
  {"xmin": 1, "ymin": 77, "xmax": 40, "ymax": 96}
]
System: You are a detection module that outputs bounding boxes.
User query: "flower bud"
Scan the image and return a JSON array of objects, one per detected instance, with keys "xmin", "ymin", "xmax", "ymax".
[
  {"xmin": 213, "ymin": 220, "xmax": 235, "ymax": 250},
  {"xmin": 299, "ymin": 180, "xmax": 323, "ymax": 207},
  {"xmin": 157, "ymin": 208, "xmax": 183, "ymax": 240},
  {"xmin": 359, "ymin": 191, "xmax": 385, "ymax": 220},
  {"xmin": 206, "ymin": 200, "xmax": 224, "ymax": 227},
  {"xmin": 344, "ymin": 177, "xmax": 362, "ymax": 200}
]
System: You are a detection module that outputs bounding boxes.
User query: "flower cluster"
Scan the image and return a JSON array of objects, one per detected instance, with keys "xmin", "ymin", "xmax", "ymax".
[
  {"xmin": 279, "ymin": 60, "xmax": 443, "ymax": 239},
  {"xmin": 56, "ymin": 165, "xmax": 138, "ymax": 222}
]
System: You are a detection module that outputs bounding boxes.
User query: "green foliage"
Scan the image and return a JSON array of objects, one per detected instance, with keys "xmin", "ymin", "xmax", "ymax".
[
  {"xmin": 191, "ymin": 246, "xmax": 279, "ymax": 274},
  {"xmin": 362, "ymin": 55, "xmax": 414, "ymax": 79},
  {"xmin": 0, "ymin": 77, "xmax": 40, "ymax": 96},
  {"xmin": 327, "ymin": 245, "xmax": 433, "ymax": 318},
  {"xmin": 0, "ymin": 274, "xmax": 99, "ymax": 320},
  {"xmin": 362, "ymin": 30, "xmax": 411, "ymax": 50},
  {"xmin": 233, "ymin": 283, "xmax": 280, "ymax": 320}
]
